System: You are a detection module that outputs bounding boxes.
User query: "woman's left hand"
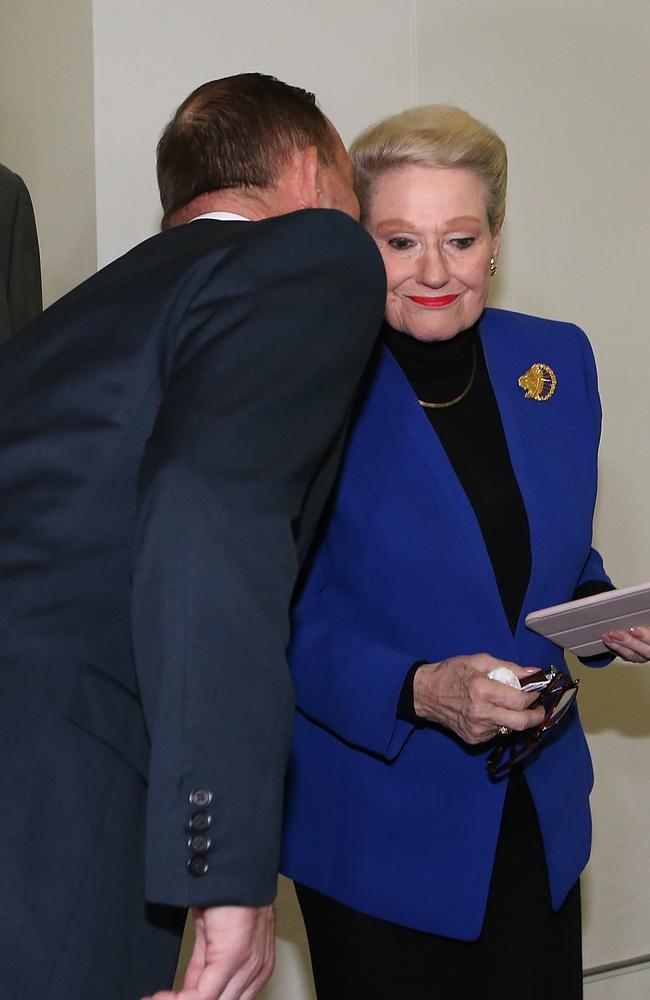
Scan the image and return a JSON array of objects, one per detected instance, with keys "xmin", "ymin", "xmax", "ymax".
[{"xmin": 602, "ymin": 625, "xmax": 650, "ymax": 663}]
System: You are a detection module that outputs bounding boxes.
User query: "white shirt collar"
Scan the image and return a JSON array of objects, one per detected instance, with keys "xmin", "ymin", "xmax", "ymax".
[{"xmin": 190, "ymin": 211, "xmax": 250, "ymax": 223}]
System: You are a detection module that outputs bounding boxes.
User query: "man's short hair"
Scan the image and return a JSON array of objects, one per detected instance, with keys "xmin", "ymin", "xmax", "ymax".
[{"xmin": 157, "ymin": 72, "xmax": 337, "ymax": 228}]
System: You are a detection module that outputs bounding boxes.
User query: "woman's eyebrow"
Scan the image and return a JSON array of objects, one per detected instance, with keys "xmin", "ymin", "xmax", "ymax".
[{"xmin": 373, "ymin": 218, "xmax": 417, "ymax": 232}]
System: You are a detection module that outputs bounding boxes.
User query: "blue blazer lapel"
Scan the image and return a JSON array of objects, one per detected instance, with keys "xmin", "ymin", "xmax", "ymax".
[
  {"xmin": 479, "ymin": 309, "xmax": 597, "ymax": 631},
  {"xmin": 376, "ymin": 344, "xmax": 515, "ymax": 643}
]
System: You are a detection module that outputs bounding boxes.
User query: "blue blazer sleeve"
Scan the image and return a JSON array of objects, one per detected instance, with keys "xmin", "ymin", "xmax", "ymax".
[{"xmin": 290, "ymin": 584, "xmax": 418, "ymax": 760}]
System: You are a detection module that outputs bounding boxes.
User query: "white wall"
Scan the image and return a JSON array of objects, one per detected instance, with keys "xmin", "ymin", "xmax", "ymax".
[
  {"xmin": 585, "ymin": 965, "xmax": 650, "ymax": 1000},
  {"xmin": 0, "ymin": 0, "xmax": 96, "ymax": 306},
  {"xmin": 91, "ymin": 0, "xmax": 416, "ymax": 267}
]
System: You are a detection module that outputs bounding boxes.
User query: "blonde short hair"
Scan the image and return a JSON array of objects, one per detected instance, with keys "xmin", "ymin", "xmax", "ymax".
[{"xmin": 350, "ymin": 105, "xmax": 507, "ymax": 233}]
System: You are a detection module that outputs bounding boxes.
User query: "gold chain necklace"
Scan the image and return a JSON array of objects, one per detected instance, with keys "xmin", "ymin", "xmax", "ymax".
[{"xmin": 418, "ymin": 344, "xmax": 477, "ymax": 409}]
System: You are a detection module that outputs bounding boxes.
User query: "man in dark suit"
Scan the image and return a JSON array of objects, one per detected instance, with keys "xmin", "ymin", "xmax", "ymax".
[
  {"xmin": 0, "ymin": 162, "xmax": 42, "ymax": 344},
  {"xmin": 0, "ymin": 74, "xmax": 385, "ymax": 1000}
]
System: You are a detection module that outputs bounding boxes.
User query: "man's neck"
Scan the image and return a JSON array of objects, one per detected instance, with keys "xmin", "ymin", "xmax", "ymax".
[
  {"xmin": 191, "ymin": 211, "xmax": 250, "ymax": 223},
  {"xmin": 171, "ymin": 187, "xmax": 298, "ymax": 227}
]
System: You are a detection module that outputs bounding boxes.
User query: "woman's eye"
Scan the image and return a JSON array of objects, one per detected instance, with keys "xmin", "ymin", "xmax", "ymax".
[
  {"xmin": 386, "ymin": 236, "xmax": 415, "ymax": 251},
  {"xmin": 449, "ymin": 237, "xmax": 476, "ymax": 250}
]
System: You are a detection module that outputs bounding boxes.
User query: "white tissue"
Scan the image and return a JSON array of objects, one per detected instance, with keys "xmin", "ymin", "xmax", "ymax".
[{"xmin": 487, "ymin": 666, "xmax": 521, "ymax": 689}]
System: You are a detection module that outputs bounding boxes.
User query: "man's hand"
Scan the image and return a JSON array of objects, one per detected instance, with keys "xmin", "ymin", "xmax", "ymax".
[{"xmin": 141, "ymin": 904, "xmax": 275, "ymax": 1000}]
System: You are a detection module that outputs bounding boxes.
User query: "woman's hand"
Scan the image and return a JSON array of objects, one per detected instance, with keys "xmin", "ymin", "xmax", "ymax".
[
  {"xmin": 412, "ymin": 653, "xmax": 547, "ymax": 745},
  {"xmin": 602, "ymin": 626, "xmax": 650, "ymax": 663}
]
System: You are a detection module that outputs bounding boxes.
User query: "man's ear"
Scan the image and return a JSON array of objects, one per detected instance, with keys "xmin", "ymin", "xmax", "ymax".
[{"xmin": 291, "ymin": 145, "xmax": 320, "ymax": 209}]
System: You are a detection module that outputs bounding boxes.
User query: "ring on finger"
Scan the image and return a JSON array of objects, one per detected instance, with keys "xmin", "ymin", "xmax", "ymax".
[{"xmin": 497, "ymin": 725, "xmax": 511, "ymax": 736}]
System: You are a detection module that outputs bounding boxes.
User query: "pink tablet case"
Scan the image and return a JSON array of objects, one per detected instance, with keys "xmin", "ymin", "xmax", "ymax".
[{"xmin": 525, "ymin": 582, "xmax": 650, "ymax": 656}]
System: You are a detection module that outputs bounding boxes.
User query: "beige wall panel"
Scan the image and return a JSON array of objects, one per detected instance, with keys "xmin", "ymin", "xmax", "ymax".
[
  {"xmin": 585, "ymin": 965, "xmax": 650, "ymax": 1000},
  {"xmin": 416, "ymin": 0, "xmax": 650, "ymax": 971},
  {"xmin": 260, "ymin": 878, "xmax": 316, "ymax": 1000},
  {"xmin": 573, "ymin": 655, "xmax": 650, "ymax": 968},
  {"xmin": 92, "ymin": 0, "xmax": 416, "ymax": 267},
  {"xmin": 0, "ymin": 0, "xmax": 96, "ymax": 305}
]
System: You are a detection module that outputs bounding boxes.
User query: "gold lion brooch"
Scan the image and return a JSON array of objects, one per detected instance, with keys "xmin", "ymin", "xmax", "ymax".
[{"xmin": 518, "ymin": 363, "xmax": 557, "ymax": 402}]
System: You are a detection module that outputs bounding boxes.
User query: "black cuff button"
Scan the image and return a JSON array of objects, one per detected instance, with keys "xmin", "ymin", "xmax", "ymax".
[
  {"xmin": 189, "ymin": 812, "xmax": 212, "ymax": 832},
  {"xmin": 187, "ymin": 856, "xmax": 209, "ymax": 877},
  {"xmin": 188, "ymin": 835, "xmax": 212, "ymax": 854},
  {"xmin": 189, "ymin": 789, "xmax": 213, "ymax": 808}
]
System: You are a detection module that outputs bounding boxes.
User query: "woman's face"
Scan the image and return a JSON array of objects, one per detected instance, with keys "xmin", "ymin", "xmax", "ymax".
[{"xmin": 365, "ymin": 164, "xmax": 501, "ymax": 341}]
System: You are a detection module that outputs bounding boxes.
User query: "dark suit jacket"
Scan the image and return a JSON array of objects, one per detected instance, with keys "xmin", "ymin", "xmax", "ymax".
[
  {"xmin": 0, "ymin": 162, "xmax": 42, "ymax": 344},
  {"xmin": 0, "ymin": 209, "xmax": 385, "ymax": 995},
  {"xmin": 281, "ymin": 309, "xmax": 610, "ymax": 939}
]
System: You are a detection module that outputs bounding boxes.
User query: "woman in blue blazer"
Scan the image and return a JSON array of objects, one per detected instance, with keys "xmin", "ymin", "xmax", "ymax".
[{"xmin": 280, "ymin": 106, "xmax": 650, "ymax": 999}]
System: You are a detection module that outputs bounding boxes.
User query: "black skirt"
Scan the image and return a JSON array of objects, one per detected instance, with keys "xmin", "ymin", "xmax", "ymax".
[{"xmin": 295, "ymin": 770, "xmax": 582, "ymax": 1000}]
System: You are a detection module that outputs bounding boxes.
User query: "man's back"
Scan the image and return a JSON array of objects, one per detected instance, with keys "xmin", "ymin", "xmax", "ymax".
[
  {"xmin": 0, "ymin": 209, "xmax": 378, "ymax": 667},
  {"xmin": 0, "ymin": 207, "xmax": 385, "ymax": 998}
]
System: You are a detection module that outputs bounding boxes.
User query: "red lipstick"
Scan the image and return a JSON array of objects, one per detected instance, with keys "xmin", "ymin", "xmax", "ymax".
[{"xmin": 407, "ymin": 294, "xmax": 460, "ymax": 308}]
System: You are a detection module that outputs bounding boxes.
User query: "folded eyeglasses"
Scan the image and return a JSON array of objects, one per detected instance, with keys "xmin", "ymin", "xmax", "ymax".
[{"xmin": 487, "ymin": 665, "xmax": 579, "ymax": 778}]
